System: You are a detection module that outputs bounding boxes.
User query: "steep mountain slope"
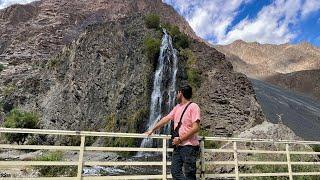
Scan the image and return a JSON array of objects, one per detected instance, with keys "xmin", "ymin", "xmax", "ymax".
[
  {"xmin": 0, "ymin": 0, "xmax": 199, "ymax": 65},
  {"xmin": 265, "ymin": 69, "xmax": 320, "ymax": 100},
  {"xmin": 215, "ymin": 40, "xmax": 320, "ymax": 79},
  {"xmin": 252, "ymin": 79, "xmax": 320, "ymax": 141},
  {"xmin": 0, "ymin": 0, "xmax": 265, "ymax": 143}
]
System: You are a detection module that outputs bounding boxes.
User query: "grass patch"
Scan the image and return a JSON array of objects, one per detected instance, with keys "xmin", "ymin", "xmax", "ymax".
[{"xmin": 34, "ymin": 151, "xmax": 77, "ymax": 177}]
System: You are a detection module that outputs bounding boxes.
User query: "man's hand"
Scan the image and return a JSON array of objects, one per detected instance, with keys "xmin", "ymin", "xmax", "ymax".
[
  {"xmin": 143, "ymin": 129, "xmax": 154, "ymax": 136},
  {"xmin": 172, "ymin": 137, "xmax": 182, "ymax": 146}
]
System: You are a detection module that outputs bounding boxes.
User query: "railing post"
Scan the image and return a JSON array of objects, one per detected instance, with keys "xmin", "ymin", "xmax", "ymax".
[
  {"xmin": 233, "ymin": 141, "xmax": 239, "ymax": 180},
  {"xmin": 286, "ymin": 144, "xmax": 293, "ymax": 180},
  {"xmin": 162, "ymin": 138, "xmax": 167, "ymax": 180},
  {"xmin": 77, "ymin": 135, "xmax": 85, "ymax": 180},
  {"xmin": 200, "ymin": 138, "xmax": 205, "ymax": 180}
]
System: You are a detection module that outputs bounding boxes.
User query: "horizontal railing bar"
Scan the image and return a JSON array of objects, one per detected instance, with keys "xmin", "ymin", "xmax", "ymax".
[
  {"xmin": 0, "ymin": 178, "xmax": 76, "ymax": 180},
  {"xmin": 0, "ymin": 128, "xmax": 171, "ymax": 139},
  {"xmin": 84, "ymin": 161, "xmax": 163, "ymax": 166},
  {"xmin": 0, "ymin": 161, "xmax": 78, "ymax": 166},
  {"xmin": 2, "ymin": 127, "xmax": 320, "ymax": 144},
  {"xmin": 237, "ymin": 149, "xmax": 286, "ymax": 154},
  {"xmin": 291, "ymin": 162, "xmax": 320, "ymax": 165},
  {"xmin": 206, "ymin": 161, "xmax": 292, "ymax": 165},
  {"xmin": 85, "ymin": 146, "xmax": 163, "ymax": 152},
  {"xmin": 166, "ymin": 161, "xmax": 200, "ymax": 166},
  {"xmin": 166, "ymin": 174, "xmax": 200, "ymax": 178},
  {"xmin": 206, "ymin": 174, "xmax": 236, "ymax": 178},
  {"xmin": 239, "ymin": 172, "xmax": 289, "ymax": 177},
  {"xmin": 205, "ymin": 161, "xmax": 235, "ymax": 165},
  {"xmin": 238, "ymin": 161, "xmax": 288, "ymax": 165},
  {"xmin": 82, "ymin": 175, "xmax": 163, "ymax": 179},
  {"xmin": 290, "ymin": 151, "xmax": 320, "ymax": 155},
  {"xmin": 0, "ymin": 176, "xmax": 164, "ymax": 180},
  {"xmin": 0, "ymin": 144, "xmax": 80, "ymax": 151},
  {"xmin": 204, "ymin": 149, "xmax": 234, "ymax": 153},
  {"xmin": 292, "ymin": 172, "xmax": 320, "ymax": 176},
  {"xmin": 203, "ymin": 136, "xmax": 320, "ymax": 145}
]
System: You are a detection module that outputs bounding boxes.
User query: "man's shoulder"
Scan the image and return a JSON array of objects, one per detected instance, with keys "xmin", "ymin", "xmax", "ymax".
[{"xmin": 190, "ymin": 102, "xmax": 200, "ymax": 109}]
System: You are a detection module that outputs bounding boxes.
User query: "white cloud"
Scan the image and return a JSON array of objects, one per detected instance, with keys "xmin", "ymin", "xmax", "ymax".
[
  {"xmin": 164, "ymin": 0, "xmax": 320, "ymax": 45},
  {"xmin": 164, "ymin": 0, "xmax": 252, "ymax": 42},
  {"xmin": 301, "ymin": 0, "xmax": 320, "ymax": 18},
  {"xmin": 219, "ymin": 0, "xmax": 303, "ymax": 45},
  {"xmin": 0, "ymin": 0, "xmax": 37, "ymax": 9}
]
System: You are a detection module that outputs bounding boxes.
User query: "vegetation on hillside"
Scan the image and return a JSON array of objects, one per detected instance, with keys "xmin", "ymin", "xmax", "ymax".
[
  {"xmin": 3, "ymin": 109, "xmax": 39, "ymax": 144},
  {"xmin": 34, "ymin": 151, "xmax": 77, "ymax": 177}
]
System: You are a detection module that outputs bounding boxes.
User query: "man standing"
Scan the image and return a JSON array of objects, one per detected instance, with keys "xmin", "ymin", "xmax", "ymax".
[{"xmin": 144, "ymin": 84, "xmax": 201, "ymax": 180}]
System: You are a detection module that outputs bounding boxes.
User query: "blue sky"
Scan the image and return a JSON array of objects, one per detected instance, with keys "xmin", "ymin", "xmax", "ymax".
[
  {"xmin": 1, "ymin": 0, "xmax": 319, "ymax": 46},
  {"xmin": 163, "ymin": 0, "xmax": 320, "ymax": 47}
]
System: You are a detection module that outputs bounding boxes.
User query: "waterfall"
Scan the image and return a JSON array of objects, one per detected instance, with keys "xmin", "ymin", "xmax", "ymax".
[{"xmin": 139, "ymin": 29, "xmax": 178, "ymax": 152}]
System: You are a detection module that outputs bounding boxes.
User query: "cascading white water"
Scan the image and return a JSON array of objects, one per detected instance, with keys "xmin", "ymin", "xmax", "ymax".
[{"xmin": 139, "ymin": 29, "xmax": 178, "ymax": 152}]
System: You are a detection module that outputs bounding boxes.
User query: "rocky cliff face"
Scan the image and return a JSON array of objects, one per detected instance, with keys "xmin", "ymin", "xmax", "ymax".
[
  {"xmin": 265, "ymin": 69, "xmax": 320, "ymax": 101},
  {"xmin": 215, "ymin": 40, "xmax": 320, "ymax": 79},
  {"xmin": 0, "ymin": 0, "xmax": 265, "ymax": 142}
]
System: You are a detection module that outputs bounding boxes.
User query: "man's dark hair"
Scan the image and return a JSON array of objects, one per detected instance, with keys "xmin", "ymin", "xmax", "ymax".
[{"xmin": 179, "ymin": 84, "xmax": 192, "ymax": 100}]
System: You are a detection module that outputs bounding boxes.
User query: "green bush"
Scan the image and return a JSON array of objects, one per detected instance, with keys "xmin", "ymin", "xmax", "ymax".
[
  {"xmin": 162, "ymin": 23, "xmax": 189, "ymax": 49},
  {"xmin": 145, "ymin": 13, "xmax": 160, "ymax": 29},
  {"xmin": 3, "ymin": 109, "xmax": 39, "ymax": 144},
  {"xmin": 187, "ymin": 68, "xmax": 201, "ymax": 88},
  {"xmin": 180, "ymin": 49, "xmax": 201, "ymax": 88},
  {"xmin": 47, "ymin": 58, "xmax": 59, "ymax": 69},
  {"xmin": 143, "ymin": 37, "xmax": 161, "ymax": 60},
  {"xmin": 0, "ymin": 64, "xmax": 5, "ymax": 72},
  {"xmin": 174, "ymin": 33, "xmax": 189, "ymax": 49},
  {"xmin": 3, "ymin": 85, "xmax": 16, "ymax": 96},
  {"xmin": 162, "ymin": 23, "xmax": 180, "ymax": 37},
  {"xmin": 312, "ymin": 144, "xmax": 320, "ymax": 152},
  {"xmin": 35, "ymin": 151, "xmax": 77, "ymax": 177},
  {"xmin": 199, "ymin": 129, "xmax": 221, "ymax": 149}
]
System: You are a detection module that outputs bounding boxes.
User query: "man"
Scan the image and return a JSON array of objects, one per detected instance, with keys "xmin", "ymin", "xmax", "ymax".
[{"xmin": 144, "ymin": 84, "xmax": 201, "ymax": 180}]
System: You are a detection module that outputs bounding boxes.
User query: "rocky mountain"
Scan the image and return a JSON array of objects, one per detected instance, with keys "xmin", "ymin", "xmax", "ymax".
[
  {"xmin": 215, "ymin": 40, "xmax": 320, "ymax": 79},
  {"xmin": 0, "ymin": 0, "xmax": 199, "ymax": 65},
  {"xmin": 0, "ymin": 0, "xmax": 266, "ymax": 145},
  {"xmin": 265, "ymin": 69, "xmax": 320, "ymax": 100},
  {"xmin": 216, "ymin": 40, "xmax": 320, "ymax": 101}
]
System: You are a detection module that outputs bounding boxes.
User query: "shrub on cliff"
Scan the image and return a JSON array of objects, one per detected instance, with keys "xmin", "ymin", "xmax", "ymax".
[
  {"xmin": 143, "ymin": 37, "xmax": 161, "ymax": 60},
  {"xmin": 162, "ymin": 23, "xmax": 189, "ymax": 49},
  {"xmin": 3, "ymin": 109, "xmax": 39, "ymax": 144},
  {"xmin": 0, "ymin": 64, "xmax": 5, "ymax": 72},
  {"xmin": 174, "ymin": 33, "xmax": 189, "ymax": 49},
  {"xmin": 145, "ymin": 13, "xmax": 160, "ymax": 29},
  {"xmin": 180, "ymin": 49, "xmax": 201, "ymax": 88}
]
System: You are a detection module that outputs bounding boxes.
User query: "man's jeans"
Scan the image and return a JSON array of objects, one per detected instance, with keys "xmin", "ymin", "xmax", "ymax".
[{"xmin": 171, "ymin": 145, "xmax": 200, "ymax": 180}]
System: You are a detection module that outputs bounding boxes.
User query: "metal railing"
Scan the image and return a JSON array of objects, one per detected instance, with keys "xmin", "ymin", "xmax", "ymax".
[{"xmin": 1, "ymin": 127, "xmax": 320, "ymax": 179}]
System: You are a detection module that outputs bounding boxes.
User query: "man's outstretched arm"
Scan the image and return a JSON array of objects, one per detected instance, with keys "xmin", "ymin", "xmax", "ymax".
[{"xmin": 144, "ymin": 116, "xmax": 171, "ymax": 136}]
